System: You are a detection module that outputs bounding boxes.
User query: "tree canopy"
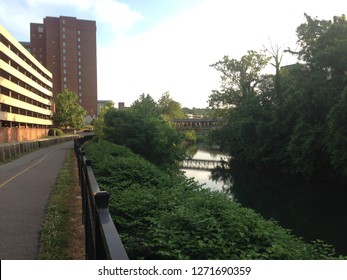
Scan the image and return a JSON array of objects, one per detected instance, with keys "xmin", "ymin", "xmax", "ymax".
[
  {"xmin": 96, "ymin": 93, "xmax": 186, "ymax": 166},
  {"xmin": 53, "ymin": 89, "xmax": 86, "ymax": 131},
  {"xmin": 209, "ymin": 14, "xmax": 347, "ymax": 182}
]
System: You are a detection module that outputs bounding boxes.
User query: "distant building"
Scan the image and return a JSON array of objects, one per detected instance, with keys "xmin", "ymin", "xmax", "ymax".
[
  {"xmin": 97, "ymin": 100, "xmax": 125, "ymax": 115},
  {"xmin": 0, "ymin": 24, "xmax": 53, "ymax": 142},
  {"xmin": 118, "ymin": 102, "xmax": 125, "ymax": 109},
  {"xmin": 19, "ymin": 41, "xmax": 31, "ymax": 53},
  {"xmin": 30, "ymin": 16, "xmax": 97, "ymax": 117},
  {"xmin": 97, "ymin": 100, "xmax": 111, "ymax": 115}
]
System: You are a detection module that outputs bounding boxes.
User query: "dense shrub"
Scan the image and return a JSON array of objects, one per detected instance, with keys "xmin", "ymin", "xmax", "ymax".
[
  {"xmin": 102, "ymin": 109, "xmax": 184, "ymax": 166},
  {"xmin": 48, "ymin": 128, "xmax": 64, "ymax": 136},
  {"xmin": 84, "ymin": 140, "xmax": 342, "ymax": 260}
]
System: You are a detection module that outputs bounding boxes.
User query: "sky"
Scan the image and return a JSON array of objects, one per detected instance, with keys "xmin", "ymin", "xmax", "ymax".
[{"xmin": 1, "ymin": 0, "xmax": 346, "ymax": 108}]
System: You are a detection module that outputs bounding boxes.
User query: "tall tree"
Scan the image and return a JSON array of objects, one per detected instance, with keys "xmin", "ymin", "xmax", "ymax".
[
  {"xmin": 157, "ymin": 91, "xmax": 186, "ymax": 122},
  {"xmin": 209, "ymin": 14, "xmax": 347, "ymax": 181},
  {"xmin": 264, "ymin": 42, "xmax": 284, "ymax": 105},
  {"xmin": 208, "ymin": 50, "xmax": 271, "ymax": 109},
  {"xmin": 93, "ymin": 100, "xmax": 115, "ymax": 138},
  {"xmin": 53, "ymin": 89, "xmax": 86, "ymax": 132},
  {"xmin": 103, "ymin": 109, "xmax": 184, "ymax": 165},
  {"xmin": 131, "ymin": 93, "xmax": 159, "ymax": 118}
]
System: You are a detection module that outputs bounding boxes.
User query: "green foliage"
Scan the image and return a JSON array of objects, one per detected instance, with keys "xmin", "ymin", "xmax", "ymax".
[
  {"xmin": 84, "ymin": 140, "xmax": 341, "ymax": 260},
  {"xmin": 53, "ymin": 89, "xmax": 86, "ymax": 131},
  {"xmin": 208, "ymin": 14, "xmax": 347, "ymax": 181},
  {"xmin": 93, "ymin": 100, "xmax": 115, "ymax": 138},
  {"xmin": 130, "ymin": 93, "xmax": 160, "ymax": 118},
  {"xmin": 326, "ymin": 88, "xmax": 347, "ymax": 176},
  {"xmin": 157, "ymin": 91, "xmax": 187, "ymax": 121},
  {"xmin": 182, "ymin": 107, "xmax": 212, "ymax": 118},
  {"xmin": 209, "ymin": 50, "xmax": 271, "ymax": 108},
  {"xmin": 84, "ymin": 139, "xmax": 168, "ymax": 189},
  {"xmin": 102, "ymin": 107, "xmax": 184, "ymax": 165},
  {"xmin": 48, "ymin": 128, "xmax": 64, "ymax": 136}
]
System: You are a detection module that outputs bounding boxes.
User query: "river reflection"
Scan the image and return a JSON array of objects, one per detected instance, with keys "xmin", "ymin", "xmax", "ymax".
[
  {"xmin": 182, "ymin": 149, "xmax": 347, "ymax": 256},
  {"xmin": 182, "ymin": 149, "xmax": 233, "ymax": 194}
]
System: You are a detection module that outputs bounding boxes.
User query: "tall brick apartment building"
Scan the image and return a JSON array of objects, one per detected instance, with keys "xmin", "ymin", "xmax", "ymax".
[{"xmin": 30, "ymin": 16, "xmax": 97, "ymax": 117}]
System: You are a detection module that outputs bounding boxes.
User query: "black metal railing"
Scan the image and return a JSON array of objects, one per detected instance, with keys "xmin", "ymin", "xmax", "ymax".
[{"xmin": 74, "ymin": 136, "xmax": 129, "ymax": 260}]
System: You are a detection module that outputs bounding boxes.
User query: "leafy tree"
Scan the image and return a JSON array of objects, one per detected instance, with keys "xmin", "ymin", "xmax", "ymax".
[
  {"xmin": 92, "ymin": 100, "xmax": 115, "ymax": 138},
  {"xmin": 208, "ymin": 14, "xmax": 347, "ymax": 182},
  {"xmin": 157, "ymin": 91, "xmax": 186, "ymax": 121},
  {"xmin": 208, "ymin": 50, "xmax": 275, "ymax": 164},
  {"xmin": 53, "ymin": 89, "xmax": 86, "ymax": 132},
  {"xmin": 326, "ymin": 88, "xmax": 347, "ymax": 176},
  {"xmin": 182, "ymin": 107, "xmax": 212, "ymax": 118},
  {"xmin": 130, "ymin": 93, "xmax": 159, "ymax": 118},
  {"xmin": 102, "ymin": 108, "xmax": 184, "ymax": 165},
  {"xmin": 208, "ymin": 50, "xmax": 271, "ymax": 109}
]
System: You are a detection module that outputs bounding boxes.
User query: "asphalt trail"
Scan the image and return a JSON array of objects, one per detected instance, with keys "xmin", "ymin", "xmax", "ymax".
[{"xmin": 0, "ymin": 141, "xmax": 73, "ymax": 259}]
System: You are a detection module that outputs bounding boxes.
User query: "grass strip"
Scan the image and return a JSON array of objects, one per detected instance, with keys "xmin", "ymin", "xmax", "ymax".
[{"xmin": 38, "ymin": 151, "xmax": 76, "ymax": 259}]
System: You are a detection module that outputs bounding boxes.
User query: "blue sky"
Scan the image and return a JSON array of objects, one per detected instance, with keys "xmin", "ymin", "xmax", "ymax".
[{"xmin": 1, "ymin": 0, "xmax": 346, "ymax": 108}]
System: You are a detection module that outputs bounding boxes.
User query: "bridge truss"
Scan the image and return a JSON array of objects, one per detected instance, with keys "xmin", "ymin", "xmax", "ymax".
[
  {"xmin": 180, "ymin": 158, "xmax": 229, "ymax": 170},
  {"xmin": 172, "ymin": 118, "xmax": 225, "ymax": 130}
]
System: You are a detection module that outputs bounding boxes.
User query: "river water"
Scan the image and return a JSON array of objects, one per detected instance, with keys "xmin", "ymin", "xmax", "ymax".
[{"xmin": 182, "ymin": 149, "xmax": 347, "ymax": 256}]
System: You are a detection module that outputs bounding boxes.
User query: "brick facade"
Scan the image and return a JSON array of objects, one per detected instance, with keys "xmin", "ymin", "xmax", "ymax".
[{"xmin": 30, "ymin": 16, "xmax": 98, "ymax": 117}]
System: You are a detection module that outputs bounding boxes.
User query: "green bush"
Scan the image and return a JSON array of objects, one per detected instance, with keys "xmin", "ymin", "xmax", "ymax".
[
  {"xmin": 48, "ymin": 128, "xmax": 64, "ymax": 136},
  {"xmin": 84, "ymin": 140, "xmax": 342, "ymax": 260},
  {"xmin": 102, "ymin": 109, "xmax": 184, "ymax": 165}
]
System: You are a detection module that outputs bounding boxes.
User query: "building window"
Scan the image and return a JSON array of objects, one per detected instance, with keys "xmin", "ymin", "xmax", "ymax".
[{"xmin": 38, "ymin": 26, "xmax": 44, "ymax": 33}]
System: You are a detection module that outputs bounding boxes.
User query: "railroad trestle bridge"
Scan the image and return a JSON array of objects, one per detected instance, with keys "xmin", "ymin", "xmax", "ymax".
[
  {"xmin": 172, "ymin": 118, "xmax": 225, "ymax": 130},
  {"xmin": 180, "ymin": 158, "xmax": 230, "ymax": 170}
]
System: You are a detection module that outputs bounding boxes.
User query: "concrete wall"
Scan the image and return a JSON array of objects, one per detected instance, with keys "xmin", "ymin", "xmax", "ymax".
[
  {"xmin": 0, "ymin": 127, "xmax": 49, "ymax": 143},
  {"xmin": 0, "ymin": 136, "xmax": 76, "ymax": 163}
]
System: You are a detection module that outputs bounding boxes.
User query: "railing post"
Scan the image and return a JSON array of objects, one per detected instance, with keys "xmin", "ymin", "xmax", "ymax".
[
  {"xmin": 95, "ymin": 191, "xmax": 109, "ymax": 210},
  {"xmin": 95, "ymin": 191, "xmax": 109, "ymax": 259}
]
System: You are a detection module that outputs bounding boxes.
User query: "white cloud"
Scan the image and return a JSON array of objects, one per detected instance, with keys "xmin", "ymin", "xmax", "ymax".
[
  {"xmin": 25, "ymin": 0, "xmax": 143, "ymax": 34},
  {"xmin": 97, "ymin": 0, "xmax": 347, "ymax": 108},
  {"xmin": 97, "ymin": 0, "xmax": 296, "ymax": 107},
  {"xmin": 3, "ymin": 0, "xmax": 346, "ymax": 108},
  {"xmin": 93, "ymin": 0, "xmax": 144, "ymax": 34}
]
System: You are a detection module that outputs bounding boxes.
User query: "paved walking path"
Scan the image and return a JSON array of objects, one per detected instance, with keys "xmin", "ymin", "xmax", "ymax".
[{"xmin": 0, "ymin": 141, "xmax": 73, "ymax": 259}]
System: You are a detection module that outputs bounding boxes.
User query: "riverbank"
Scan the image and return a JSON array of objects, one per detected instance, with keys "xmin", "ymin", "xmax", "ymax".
[
  {"xmin": 182, "ymin": 148, "xmax": 347, "ymax": 256},
  {"xmin": 83, "ymin": 139, "xmax": 345, "ymax": 260}
]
